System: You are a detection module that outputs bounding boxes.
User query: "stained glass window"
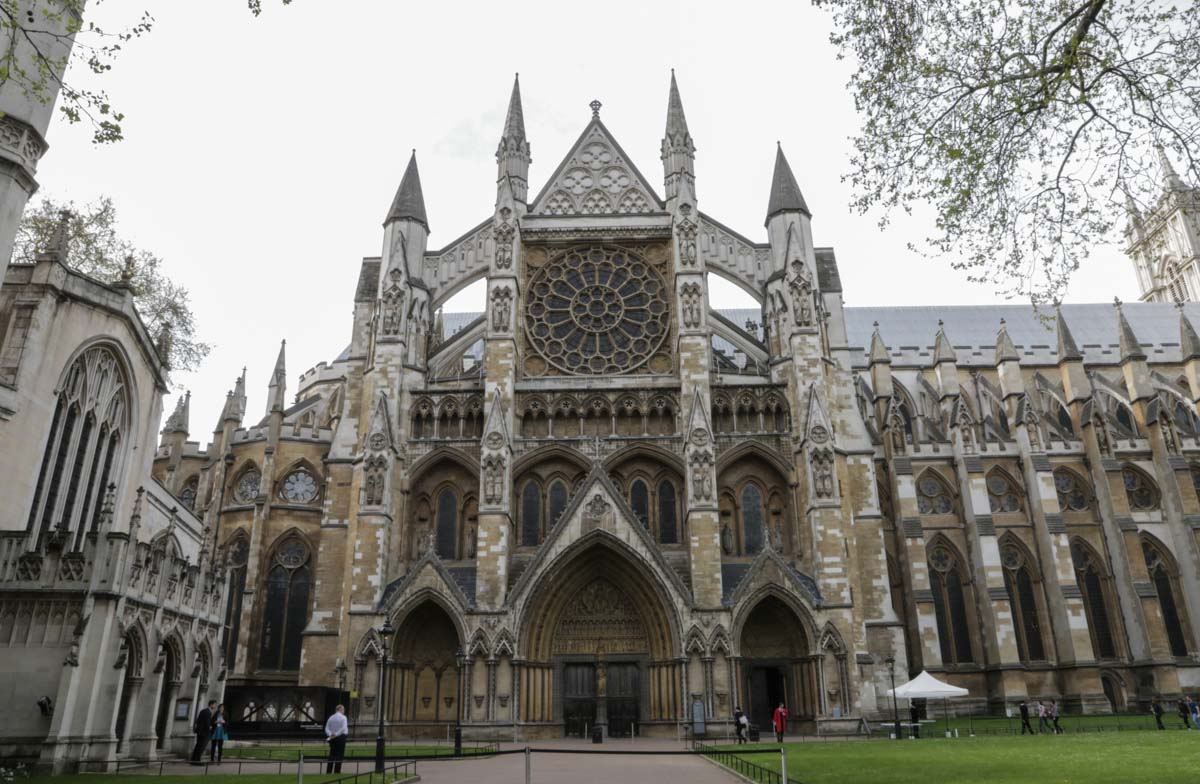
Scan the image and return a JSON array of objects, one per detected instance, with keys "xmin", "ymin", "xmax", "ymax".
[
  {"xmin": 1054, "ymin": 470, "xmax": 1090, "ymax": 512},
  {"xmin": 929, "ymin": 545, "xmax": 973, "ymax": 664},
  {"xmin": 521, "ymin": 482, "xmax": 541, "ymax": 547},
  {"xmin": 986, "ymin": 471, "xmax": 1022, "ymax": 513},
  {"xmin": 548, "ymin": 480, "xmax": 568, "ymax": 529},
  {"xmin": 234, "ymin": 469, "xmax": 261, "ymax": 504},
  {"xmin": 917, "ymin": 473, "xmax": 953, "ymax": 515},
  {"xmin": 1121, "ymin": 467, "xmax": 1158, "ymax": 511},
  {"xmin": 742, "ymin": 484, "xmax": 765, "ymax": 555},
  {"xmin": 259, "ymin": 538, "xmax": 311, "ymax": 671},
  {"xmin": 435, "ymin": 488, "xmax": 458, "ymax": 559},
  {"xmin": 631, "ymin": 480, "xmax": 650, "ymax": 529},
  {"xmin": 280, "ymin": 470, "xmax": 318, "ymax": 504},
  {"xmin": 658, "ymin": 480, "xmax": 677, "ymax": 544}
]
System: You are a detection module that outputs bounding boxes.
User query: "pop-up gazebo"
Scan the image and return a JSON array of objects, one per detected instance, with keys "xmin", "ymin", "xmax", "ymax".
[{"xmin": 886, "ymin": 670, "xmax": 969, "ymax": 737}]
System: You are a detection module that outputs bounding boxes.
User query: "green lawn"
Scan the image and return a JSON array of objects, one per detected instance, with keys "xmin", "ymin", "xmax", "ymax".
[
  {"xmin": 223, "ymin": 743, "xmax": 493, "ymax": 760},
  {"xmin": 918, "ymin": 711, "xmax": 1177, "ymax": 736},
  {"xmin": 714, "ymin": 732, "xmax": 1200, "ymax": 784}
]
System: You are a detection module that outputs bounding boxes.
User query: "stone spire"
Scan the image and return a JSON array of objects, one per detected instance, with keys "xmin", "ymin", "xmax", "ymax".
[
  {"xmin": 661, "ymin": 70, "xmax": 696, "ymax": 203},
  {"xmin": 1156, "ymin": 144, "xmax": 1187, "ymax": 192},
  {"xmin": 932, "ymin": 320, "xmax": 955, "ymax": 364},
  {"xmin": 1114, "ymin": 298, "xmax": 1147, "ymax": 362},
  {"xmin": 1055, "ymin": 305, "xmax": 1082, "ymax": 361},
  {"xmin": 162, "ymin": 392, "xmax": 190, "ymax": 435},
  {"xmin": 764, "ymin": 144, "xmax": 810, "ymax": 224},
  {"xmin": 1180, "ymin": 306, "xmax": 1200, "ymax": 362},
  {"xmin": 995, "ymin": 319, "xmax": 1019, "ymax": 363},
  {"xmin": 868, "ymin": 322, "xmax": 891, "ymax": 366},
  {"xmin": 266, "ymin": 340, "xmax": 287, "ymax": 416},
  {"xmin": 222, "ymin": 367, "xmax": 247, "ymax": 423},
  {"xmin": 496, "ymin": 74, "xmax": 531, "ymax": 204},
  {"xmin": 385, "ymin": 151, "xmax": 429, "ymax": 229}
]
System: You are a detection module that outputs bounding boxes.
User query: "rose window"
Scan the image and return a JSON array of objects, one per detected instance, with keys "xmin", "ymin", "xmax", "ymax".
[
  {"xmin": 233, "ymin": 470, "xmax": 261, "ymax": 504},
  {"xmin": 280, "ymin": 470, "xmax": 319, "ymax": 504},
  {"xmin": 525, "ymin": 246, "xmax": 669, "ymax": 375}
]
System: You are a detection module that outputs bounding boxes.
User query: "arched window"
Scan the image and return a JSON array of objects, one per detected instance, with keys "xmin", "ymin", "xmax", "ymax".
[
  {"xmin": 986, "ymin": 470, "xmax": 1023, "ymax": 513},
  {"xmin": 928, "ymin": 544, "xmax": 973, "ymax": 664},
  {"xmin": 1053, "ymin": 400, "xmax": 1074, "ymax": 437},
  {"xmin": 1191, "ymin": 466, "xmax": 1200, "ymax": 498},
  {"xmin": 1000, "ymin": 542, "xmax": 1046, "ymax": 662},
  {"xmin": 630, "ymin": 479, "xmax": 650, "ymax": 529},
  {"xmin": 435, "ymin": 488, "xmax": 458, "ymax": 559},
  {"xmin": 278, "ymin": 468, "xmax": 320, "ymax": 504},
  {"xmin": 916, "ymin": 472, "xmax": 953, "ymax": 515},
  {"xmin": 1167, "ymin": 261, "xmax": 1190, "ymax": 302},
  {"xmin": 520, "ymin": 481, "xmax": 541, "ymax": 547},
  {"xmin": 1121, "ymin": 466, "xmax": 1159, "ymax": 511},
  {"xmin": 232, "ymin": 467, "xmax": 261, "ymax": 505},
  {"xmin": 1114, "ymin": 404, "xmax": 1136, "ymax": 435},
  {"xmin": 658, "ymin": 480, "xmax": 677, "ymax": 544},
  {"xmin": 1142, "ymin": 540, "xmax": 1189, "ymax": 657},
  {"xmin": 259, "ymin": 537, "xmax": 311, "ymax": 671},
  {"xmin": 548, "ymin": 480, "xmax": 569, "ymax": 529},
  {"xmin": 1053, "ymin": 469, "xmax": 1090, "ymax": 512},
  {"xmin": 222, "ymin": 535, "xmax": 249, "ymax": 669},
  {"xmin": 179, "ymin": 477, "xmax": 198, "ymax": 511},
  {"xmin": 27, "ymin": 346, "xmax": 128, "ymax": 550},
  {"xmin": 1072, "ymin": 542, "xmax": 1117, "ymax": 659},
  {"xmin": 741, "ymin": 484, "xmax": 765, "ymax": 555},
  {"xmin": 1171, "ymin": 398, "xmax": 1200, "ymax": 436}
]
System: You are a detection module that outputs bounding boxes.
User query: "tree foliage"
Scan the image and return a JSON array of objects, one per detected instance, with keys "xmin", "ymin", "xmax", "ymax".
[
  {"xmin": 814, "ymin": 0, "xmax": 1200, "ymax": 301},
  {"xmin": 13, "ymin": 196, "xmax": 210, "ymax": 372},
  {"xmin": 0, "ymin": 1, "xmax": 289, "ymax": 145}
]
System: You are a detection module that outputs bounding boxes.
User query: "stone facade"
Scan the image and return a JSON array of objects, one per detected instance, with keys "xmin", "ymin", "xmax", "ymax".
[{"xmin": 0, "ymin": 248, "xmax": 227, "ymax": 772}]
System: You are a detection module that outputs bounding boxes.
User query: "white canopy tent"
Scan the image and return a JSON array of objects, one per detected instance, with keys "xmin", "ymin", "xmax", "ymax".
[{"xmin": 886, "ymin": 671, "xmax": 969, "ymax": 737}]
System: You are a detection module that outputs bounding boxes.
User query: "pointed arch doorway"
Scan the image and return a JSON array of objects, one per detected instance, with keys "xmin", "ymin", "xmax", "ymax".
[
  {"xmin": 519, "ymin": 540, "xmax": 681, "ymax": 737},
  {"xmin": 738, "ymin": 596, "xmax": 817, "ymax": 732}
]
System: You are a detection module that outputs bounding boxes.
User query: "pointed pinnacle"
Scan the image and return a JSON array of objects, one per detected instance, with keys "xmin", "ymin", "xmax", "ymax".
[
  {"xmin": 1114, "ymin": 300, "xmax": 1147, "ymax": 362},
  {"xmin": 1181, "ymin": 308, "xmax": 1200, "ymax": 362},
  {"xmin": 869, "ymin": 322, "xmax": 891, "ymax": 365},
  {"xmin": 765, "ymin": 144, "xmax": 811, "ymax": 225},
  {"xmin": 665, "ymin": 70, "xmax": 689, "ymax": 137},
  {"xmin": 1156, "ymin": 144, "xmax": 1186, "ymax": 190},
  {"xmin": 1055, "ymin": 305, "xmax": 1083, "ymax": 362},
  {"xmin": 933, "ymin": 319, "xmax": 956, "ymax": 364},
  {"xmin": 995, "ymin": 318, "xmax": 1019, "ymax": 363},
  {"xmin": 504, "ymin": 73, "xmax": 526, "ymax": 142},
  {"xmin": 385, "ymin": 150, "xmax": 429, "ymax": 229}
]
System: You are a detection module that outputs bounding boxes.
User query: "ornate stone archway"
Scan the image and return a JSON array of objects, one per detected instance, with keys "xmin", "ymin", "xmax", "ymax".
[{"xmin": 736, "ymin": 594, "xmax": 819, "ymax": 730}]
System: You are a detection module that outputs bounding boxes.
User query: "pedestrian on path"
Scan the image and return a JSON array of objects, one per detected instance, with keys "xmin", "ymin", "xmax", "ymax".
[
  {"xmin": 733, "ymin": 706, "xmax": 748, "ymax": 744},
  {"xmin": 1189, "ymin": 696, "xmax": 1200, "ymax": 730},
  {"xmin": 191, "ymin": 700, "xmax": 216, "ymax": 764},
  {"xmin": 325, "ymin": 704, "xmax": 349, "ymax": 773},
  {"xmin": 1178, "ymin": 699, "xmax": 1191, "ymax": 729},
  {"xmin": 1152, "ymin": 698, "xmax": 1166, "ymax": 730},
  {"xmin": 1050, "ymin": 701, "xmax": 1062, "ymax": 735},
  {"xmin": 910, "ymin": 703, "xmax": 920, "ymax": 739},
  {"xmin": 1018, "ymin": 701, "xmax": 1034, "ymax": 735},
  {"xmin": 1036, "ymin": 701, "xmax": 1051, "ymax": 734},
  {"xmin": 772, "ymin": 702, "xmax": 789, "ymax": 743},
  {"xmin": 210, "ymin": 704, "xmax": 229, "ymax": 763}
]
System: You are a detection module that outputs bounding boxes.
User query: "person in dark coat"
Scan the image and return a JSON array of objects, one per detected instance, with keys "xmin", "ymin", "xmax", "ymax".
[
  {"xmin": 733, "ymin": 706, "xmax": 747, "ymax": 744},
  {"xmin": 910, "ymin": 703, "xmax": 920, "ymax": 739},
  {"xmin": 1018, "ymin": 701, "xmax": 1034, "ymax": 735},
  {"xmin": 191, "ymin": 700, "xmax": 216, "ymax": 763},
  {"xmin": 1178, "ymin": 698, "xmax": 1191, "ymax": 729},
  {"xmin": 1152, "ymin": 698, "xmax": 1165, "ymax": 730}
]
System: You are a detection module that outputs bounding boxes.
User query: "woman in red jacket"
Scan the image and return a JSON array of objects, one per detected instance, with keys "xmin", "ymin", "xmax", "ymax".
[{"xmin": 772, "ymin": 702, "xmax": 789, "ymax": 743}]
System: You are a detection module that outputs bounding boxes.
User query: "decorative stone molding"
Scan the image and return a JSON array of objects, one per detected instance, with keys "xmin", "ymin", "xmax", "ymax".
[{"xmin": 0, "ymin": 115, "xmax": 48, "ymax": 174}]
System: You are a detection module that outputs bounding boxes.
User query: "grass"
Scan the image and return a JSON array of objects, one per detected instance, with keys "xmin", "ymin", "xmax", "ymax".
[
  {"xmin": 223, "ymin": 743, "xmax": 493, "ymax": 760},
  {"xmin": 918, "ymin": 711, "xmax": 1179, "ymax": 736},
  {"xmin": 714, "ymin": 731, "xmax": 1200, "ymax": 784}
]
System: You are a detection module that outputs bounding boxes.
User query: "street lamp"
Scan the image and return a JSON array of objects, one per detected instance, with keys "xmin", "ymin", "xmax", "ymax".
[
  {"xmin": 885, "ymin": 656, "xmax": 901, "ymax": 741},
  {"xmin": 375, "ymin": 619, "xmax": 394, "ymax": 774},
  {"xmin": 454, "ymin": 647, "xmax": 466, "ymax": 756},
  {"xmin": 333, "ymin": 659, "xmax": 349, "ymax": 733}
]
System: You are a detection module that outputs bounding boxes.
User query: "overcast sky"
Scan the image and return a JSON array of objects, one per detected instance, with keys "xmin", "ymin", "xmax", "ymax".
[{"xmin": 35, "ymin": 0, "xmax": 1138, "ymax": 439}]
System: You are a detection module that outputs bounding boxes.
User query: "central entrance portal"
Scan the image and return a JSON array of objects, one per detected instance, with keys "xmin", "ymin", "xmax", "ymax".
[
  {"xmin": 560, "ymin": 661, "xmax": 641, "ymax": 738},
  {"xmin": 563, "ymin": 663, "xmax": 596, "ymax": 737},
  {"xmin": 605, "ymin": 663, "xmax": 640, "ymax": 737}
]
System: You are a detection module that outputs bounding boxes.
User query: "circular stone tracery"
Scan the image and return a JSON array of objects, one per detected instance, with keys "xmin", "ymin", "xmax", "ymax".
[{"xmin": 526, "ymin": 246, "xmax": 669, "ymax": 375}]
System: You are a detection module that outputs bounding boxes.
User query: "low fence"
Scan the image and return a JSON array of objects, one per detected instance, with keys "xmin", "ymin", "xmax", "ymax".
[{"xmin": 695, "ymin": 743, "xmax": 805, "ymax": 784}]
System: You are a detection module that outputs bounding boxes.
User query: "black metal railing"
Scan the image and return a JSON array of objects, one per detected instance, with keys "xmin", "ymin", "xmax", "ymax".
[
  {"xmin": 695, "ymin": 743, "xmax": 805, "ymax": 784},
  {"xmin": 324, "ymin": 758, "xmax": 418, "ymax": 784}
]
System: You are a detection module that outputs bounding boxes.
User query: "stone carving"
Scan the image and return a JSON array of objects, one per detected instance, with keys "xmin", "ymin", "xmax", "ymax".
[
  {"xmin": 677, "ymin": 219, "xmax": 698, "ymax": 267},
  {"xmin": 363, "ymin": 456, "xmax": 387, "ymax": 506},
  {"xmin": 769, "ymin": 522, "xmax": 783, "ymax": 552},
  {"xmin": 1161, "ymin": 417, "xmax": 1179, "ymax": 455},
  {"xmin": 810, "ymin": 424, "xmax": 829, "ymax": 444},
  {"xmin": 690, "ymin": 427, "xmax": 710, "ymax": 448},
  {"xmin": 0, "ymin": 115, "xmax": 47, "ymax": 168},
  {"xmin": 381, "ymin": 269, "xmax": 405, "ymax": 337},
  {"xmin": 552, "ymin": 578, "xmax": 648, "ymax": 655},
  {"xmin": 689, "ymin": 451, "xmax": 714, "ymax": 501},
  {"xmin": 1093, "ymin": 415, "xmax": 1111, "ymax": 457},
  {"xmin": 482, "ymin": 455, "xmax": 505, "ymax": 504},
  {"xmin": 721, "ymin": 523, "xmax": 734, "ymax": 555},
  {"xmin": 493, "ymin": 220, "xmax": 515, "ymax": 269},
  {"xmin": 789, "ymin": 260, "xmax": 813, "ymax": 327},
  {"xmin": 584, "ymin": 494, "xmax": 610, "ymax": 527},
  {"xmin": 680, "ymin": 281, "xmax": 702, "ymax": 328},
  {"xmin": 491, "ymin": 286, "xmax": 513, "ymax": 332},
  {"xmin": 535, "ymin": 128, "xmax": 657, "ymax": 216},
  {"xmin": 369, "ymin": 432, "xmax": 386, "ymax": 451},
  {"xmin": 811, "ymin": 448, "xmax": 836, "ymax": 500},
  {"xmin": 484, "ymin": 431, "xmax": 504, "ymax": 450}
]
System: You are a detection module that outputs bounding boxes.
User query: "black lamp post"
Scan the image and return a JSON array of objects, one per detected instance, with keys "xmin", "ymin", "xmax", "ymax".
[
  {"xmin": 333, "ymin": 660, "xmax": 349, "ymax": 733},
  {"xmin": 374, "ymin": 619, "xmax": 394, "ymax": 774},
  {"xmin": 885, "ymin": 655, "xmax": 901, "ymax": 740},
  {"xmin": 454, "ymin": 647, "xmax": 466, "ymax": 756}
]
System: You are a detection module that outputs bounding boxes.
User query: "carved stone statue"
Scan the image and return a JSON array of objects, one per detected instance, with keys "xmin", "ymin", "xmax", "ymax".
[
  {"xmin": 1161, "ymin": 418, "xmax": 1179, "ymax": 454},
  {"xmin": 720, "ymin": 523, "xmax": 734, "ymax": 555},
  {"xmin": 491, "ymin": 287, "xmax": 513, "ymax": 332},
  {"xmin": 483, "ymin": 455, "xmax": 505, "ymax": 504},
  {"xmin": 812, "ymin": 448, "xmax": 835, "ymax": 499},
  {"xmin": 494, "ymin": 221, "xmax": 515, "ymax": 269},
  {"xmin": 1094, "ymin": 416, "xmax": 1111, "ymax": 457},
  {"xmin": 769, "ymin": 523, "xmax": 783, "ymax": 552},
  {"xmin": 677, "ymin": 220, "xmax": 697, "ymax": 266}
]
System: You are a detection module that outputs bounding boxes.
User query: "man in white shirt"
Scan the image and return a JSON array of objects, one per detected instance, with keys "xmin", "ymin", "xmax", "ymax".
[{"xmin": 324, "ymin": 704, "xmax": 349, "ymax": 773}]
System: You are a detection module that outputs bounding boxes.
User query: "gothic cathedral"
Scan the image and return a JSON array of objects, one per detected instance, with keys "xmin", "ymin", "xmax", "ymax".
[{"xmin": 4, "ymin": 75, "xmax": 1200, "ymax": 767}]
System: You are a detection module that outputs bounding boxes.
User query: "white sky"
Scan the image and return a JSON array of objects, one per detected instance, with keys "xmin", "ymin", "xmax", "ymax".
[{"xmin": 34, "ymin": 0, "xmax": 1138, "ymax": 440}]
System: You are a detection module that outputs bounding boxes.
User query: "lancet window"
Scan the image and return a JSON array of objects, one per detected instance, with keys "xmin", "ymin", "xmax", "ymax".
[
  {"xmin": 1000, "ymin": 541, "xmax": 1046, "ymax": 662},
  {"xmin": 259, "ymin": 536, "xmax": 312, "ymax": 671},
  {"xmin": 916, "ymin": 471, "xmax": 954, "ymax": 515},
  {"xmin": 1121, "ymin": 466, "xmax": 1160, "ymax": 512},
  {"xmin": 27, "ymin": 345, "xmax": 129, "ymax": 550},
  {"xmin": 1053, "ymin": 469, "xmax": 1090, "ymax": 512},
  {"xmin": 1142, "ymin": 539, "xmax": 1190, "ymax": 657},
  {"xmin": 222, "ymin": 535, "xmax": 249, "ymax": 669},
  {"xmin": 1072, "ymin": 542, "xmax": 1117, "ymax": 659},
  {"xmin": 929, "ymin": 543, "xmax": 974, "ymax": 665},
  {"xmin": 986, "ymin": 470, "xmax": 1023, "ymax": 514}
]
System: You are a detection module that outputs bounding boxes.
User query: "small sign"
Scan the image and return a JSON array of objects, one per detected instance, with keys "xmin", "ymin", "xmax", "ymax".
[
  {"xmin": 174, "ymin": 700, "xmax": 191, "ymax": 721},
  {"xmin": 691, "ymin": 698, "xmax": 706, "ymax": 737}
]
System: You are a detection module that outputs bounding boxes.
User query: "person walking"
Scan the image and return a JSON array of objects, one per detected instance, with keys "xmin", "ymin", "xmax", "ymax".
[
  {"xmin": 733, "ymin": 706, "xmax": 747, "ymax": 744},
  {"xmin": 1178, "ymin": 698, "xmax": 1191, "ymax": 729},
  {"xmin": 191, "ymin": 700, "xmax": 216, "ymax": 764},
  {"xmin": 910, "ymin": 703, "xmax": 921, "ymax": 739},
  {"xmin": 1152, "ymin": 698, "xmax": 1166, "ymax": 730},
  {"xmin": 1036, "ymin": 701, "xmax": 1051, "ymax": 734},
  {"xmin": 1189, "ymin": 696, "xmax": 1200, "ymax": 730},
  {"xmin": 1018, "ymin": 701, "xmax": 1034, "ymax": 735},
  {"xmin": 325, "ymin": 704, "xmax": 349, "ymax": 774},
  {"xmin": 772, "ymin": 702, "xmax": 789, "ymax": 743},
  {"xmin": 209, "ymin": 704, "xmax": 229, "ymax": 763},
  {"xmin": 1050, "ymin": 700, "xmax": 1063, "ymax": 735}
]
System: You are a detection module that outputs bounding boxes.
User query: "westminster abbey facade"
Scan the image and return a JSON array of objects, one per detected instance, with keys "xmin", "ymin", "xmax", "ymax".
[{"xmin": 3, "ymin": 75, "xmax": 1200, "ymax": 763}]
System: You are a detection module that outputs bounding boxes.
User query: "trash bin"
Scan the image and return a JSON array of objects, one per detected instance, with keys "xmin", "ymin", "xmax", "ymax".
[
  {"xmin": 592, "ymin": 725, "xmax": 603, "ymax": 744},
  {"xmin": 748, "ymin": 724, "xmax": 761, "ymax": 743}
]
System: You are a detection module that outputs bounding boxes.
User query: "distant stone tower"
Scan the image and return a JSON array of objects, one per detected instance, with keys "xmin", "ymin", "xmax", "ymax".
[
  {"xmin": 0, "ymin": 0, "xmax": 80, "ymax": 279},
  {"xmin": 1129, "ymin": 147, "xmax": 1200, "ymax": 303}
]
